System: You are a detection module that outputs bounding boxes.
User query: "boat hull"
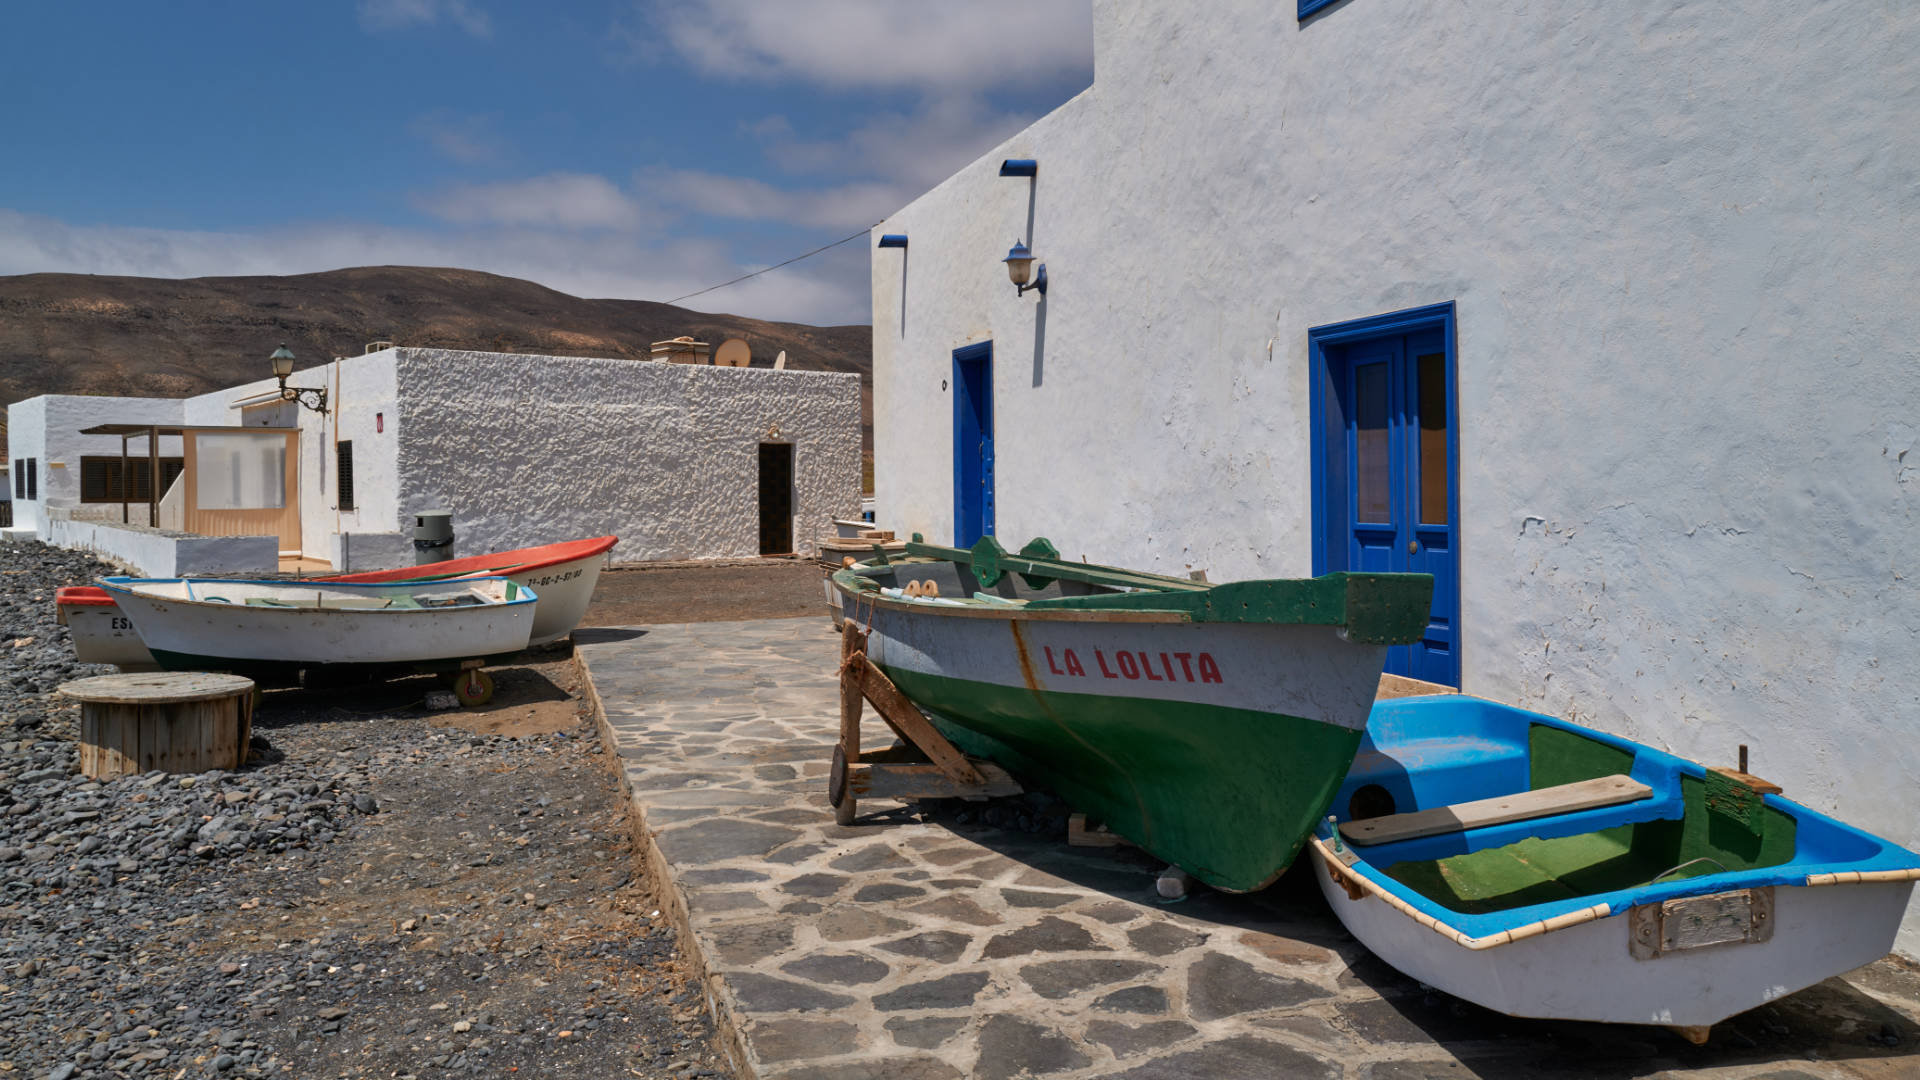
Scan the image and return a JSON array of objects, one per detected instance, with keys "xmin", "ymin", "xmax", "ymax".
[
  {"xmin": 102, "ymin": 579, "xmax": 536, "ymax": 681},
  {"xmin": 1316, "ymin": 860, "xmax": 1913, "ymax": 1027},
  {"xmin": 1312, "ymin": 695, "xmax": 1920, "ymax": 1029},
  {"xmin": 61, "ymin": 537, "xmax": 613, "ymax": 665},
  {"xmin": 58, "ymin": 590, "xmax": 160, "ymax": 671},
  {"xmin": 858, "ymin": 596, "xmax": 1384, "ymax": 892},
  {"xmin": 329, "ymin": 538, "xmax": 613, "ymax": 647}
]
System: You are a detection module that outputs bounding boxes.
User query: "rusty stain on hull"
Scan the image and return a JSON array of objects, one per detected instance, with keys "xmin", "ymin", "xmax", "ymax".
[{"xmin": 1007, "ymin": 619, "xmax": 1156, "ymax": 846}]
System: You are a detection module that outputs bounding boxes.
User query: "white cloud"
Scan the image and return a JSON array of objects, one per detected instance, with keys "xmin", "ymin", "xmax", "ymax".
[
  {"xmin": 755, "ymin": 95, "xmax": 1047, "ymax": 190},
  {"xmin": 420, "ymin": 174, "xmax": 651, "ymax": 231},
  {"xmin": 358, "ymin": 0, "xmax": 492, "ymax": 37},
  {"xmin": 409, "ymin": 112, "xmax": 508, "ymax": 164},
  {"xmin": 655, "ymin": 0, "xmax": 1093, "ymax": 95},
  {"xmin": 646, "ymin": 170, "xmax": 902, "ymax": 230},
  {"xmin": 0, "ymin": 210, "xmax": 869, "ymax": 326}
]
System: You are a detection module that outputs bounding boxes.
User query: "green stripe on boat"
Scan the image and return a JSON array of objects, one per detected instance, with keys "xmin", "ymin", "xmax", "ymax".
[{"xmin": 885, "ymin": 666, "xmax": 1364, "ymax": 893}]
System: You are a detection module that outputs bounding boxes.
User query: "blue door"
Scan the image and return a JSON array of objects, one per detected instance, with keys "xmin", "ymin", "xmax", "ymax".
[
  {"xmin": 1312, "ymin": 306, "xmax": 1458, "ymax": 686},
  {"xmin": 952, "ymin": 342, "xmax": 994, "ymax": 546}
]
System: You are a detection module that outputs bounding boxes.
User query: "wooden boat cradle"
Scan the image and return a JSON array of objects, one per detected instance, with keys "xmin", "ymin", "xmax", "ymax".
[{"xmin": 830, "ymin": 620, "xmax": 1021, "ymax": 825}]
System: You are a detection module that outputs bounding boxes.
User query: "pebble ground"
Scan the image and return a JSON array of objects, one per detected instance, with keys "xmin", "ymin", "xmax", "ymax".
[{"xmin": 0, "ymin": 540, "xmax": 722, "ymax": 1080}]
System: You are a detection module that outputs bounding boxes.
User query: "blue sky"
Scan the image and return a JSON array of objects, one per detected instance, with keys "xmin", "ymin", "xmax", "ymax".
[{"xmin": 0, "ymin": 1, "xmax": 1094, "ymax": 325}]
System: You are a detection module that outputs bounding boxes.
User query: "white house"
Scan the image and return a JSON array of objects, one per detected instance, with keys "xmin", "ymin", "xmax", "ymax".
[
  {"xmin": 7, "ymin": 347, "xmax": 862, "ymax": 571},
  {"xmin": 869, "ymin": 1, "xmax": 1920, "ymax": 953}
]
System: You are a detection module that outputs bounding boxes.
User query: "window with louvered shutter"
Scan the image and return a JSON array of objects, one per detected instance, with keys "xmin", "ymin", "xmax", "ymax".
[{"xmin": 336, "ymin": 441, "xmax": 355, "ymax": 510}]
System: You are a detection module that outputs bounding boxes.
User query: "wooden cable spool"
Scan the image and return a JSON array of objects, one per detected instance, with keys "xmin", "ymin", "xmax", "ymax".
[{"xmin": 58, "ymin": 672, "xmax": 257, "ymax": 779}]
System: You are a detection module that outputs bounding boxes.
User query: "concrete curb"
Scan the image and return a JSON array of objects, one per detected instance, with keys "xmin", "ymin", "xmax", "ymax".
[{"xmin": 574, "ymin": 642, "xmax": 760, "ymax": 1079}]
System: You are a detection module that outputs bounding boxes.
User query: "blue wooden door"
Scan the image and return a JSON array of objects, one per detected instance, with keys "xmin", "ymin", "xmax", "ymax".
[
  {"xmin": 952, "ymin": 343, "xmax": 994, "ymax": 547},
  {"xmin": 1318, "ymin": 324, "xmax": 1457, "ymax": 685}
]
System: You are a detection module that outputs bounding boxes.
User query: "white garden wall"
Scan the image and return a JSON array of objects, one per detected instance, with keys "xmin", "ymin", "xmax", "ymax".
[
  {"xmin": 45, "ymin": 516, "xmax": 275, "ymax": 577},
  {"xmin": 873, "ymin": 0, "xmax": 1920, "ymax": 953}
]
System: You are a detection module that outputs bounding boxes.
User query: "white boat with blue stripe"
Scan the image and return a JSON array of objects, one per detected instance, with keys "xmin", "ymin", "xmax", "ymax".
[
  {"xmin": 1312, "ymin": 695, "xmax": 1920, "ymax": 1040},
  {"xmin": 96, "ymin": 576, "xmax": 538, "ymax": 686}
]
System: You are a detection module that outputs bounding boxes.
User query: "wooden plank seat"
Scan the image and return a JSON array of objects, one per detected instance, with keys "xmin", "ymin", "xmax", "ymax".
[{"xmin": 1339, "ymin": 774, "xmax": 1653, "ymax": 846}]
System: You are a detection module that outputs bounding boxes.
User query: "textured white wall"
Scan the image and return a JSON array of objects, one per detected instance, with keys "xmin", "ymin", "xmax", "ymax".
[
  {"xmin": 5, "ymin": 397, "xmax": 46, "ymax": 533},
  {"xmin": 874, "ymin": 0, "xmax": 1920, "ymax": 952},
  {"xmin": 4, "ymin": 396, "xmax": 186, "ymax": 537},
  {"xmin": 393, "ymin": 349, "xmax": 863, "ymax": 561}
]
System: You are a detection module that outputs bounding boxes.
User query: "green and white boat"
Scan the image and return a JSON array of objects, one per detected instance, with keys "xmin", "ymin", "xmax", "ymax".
[{"xmin": 830, "ymin": 536, "xmax": 1433, "ymax": 892}]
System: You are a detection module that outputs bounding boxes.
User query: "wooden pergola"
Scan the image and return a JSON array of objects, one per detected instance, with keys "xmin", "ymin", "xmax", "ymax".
[{"xmin": 79, "ymin": 423, "xmax": 173, "ymax": 528}]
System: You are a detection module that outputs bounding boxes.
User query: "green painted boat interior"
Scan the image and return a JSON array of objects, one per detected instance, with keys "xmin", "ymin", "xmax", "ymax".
[
  {"xmin": 1377, "ymin": 723, "xmax": 1798, "ymax": 915},
  {"xmin": 842, "ymin": 534, "xmax": 1434, "ymax": 645},
  {"xmin": 886, "ymin": 666, "xmax": 1363, "ymax": 894}
]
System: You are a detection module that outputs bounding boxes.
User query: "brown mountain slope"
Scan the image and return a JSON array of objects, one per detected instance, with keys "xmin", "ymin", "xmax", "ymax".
[{"xmin": 0, "ymin": 265, "xmax": 873, "ymax": 459}]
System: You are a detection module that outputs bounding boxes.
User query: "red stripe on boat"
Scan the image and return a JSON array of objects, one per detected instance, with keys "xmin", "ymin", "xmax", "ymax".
[
  {"xmin": 327, "ymin": 535, "xmax": 619, "ymax": 582},
  {"xmin": 56, "ymin": 586, "xmax": 120, "ymax": 608},
  {"xmin": 54, "ymin": 536, "xmax": 619, "ymax": 609}
]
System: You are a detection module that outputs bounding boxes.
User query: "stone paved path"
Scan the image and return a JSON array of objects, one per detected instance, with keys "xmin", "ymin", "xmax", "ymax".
[{"xmin": 576, "ymin": 618, "xmax": 1920, "ymax": 1080}]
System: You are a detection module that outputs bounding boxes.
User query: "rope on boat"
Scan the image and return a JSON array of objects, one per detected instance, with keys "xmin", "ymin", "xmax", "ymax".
[{"xmin": 1804, "ymin": 867, "xmax": 1920, "ymax": 887}]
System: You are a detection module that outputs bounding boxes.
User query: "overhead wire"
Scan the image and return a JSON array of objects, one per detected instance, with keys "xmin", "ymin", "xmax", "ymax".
[{"xmin": 663, "ymin": 223, "xmax": 881, "ymax": 307}]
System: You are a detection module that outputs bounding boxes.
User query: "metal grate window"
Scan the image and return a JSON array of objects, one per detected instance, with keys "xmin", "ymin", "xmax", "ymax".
[{"xmin": 336, "ymin": 441, "xmax": 355, "ymax": 510}]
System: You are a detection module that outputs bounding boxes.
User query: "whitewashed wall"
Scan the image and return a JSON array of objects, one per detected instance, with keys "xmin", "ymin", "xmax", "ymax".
[
  {"xmin": 874, "ymin": 0, "xmax": 1920, "ymax": 953},
  {"xmin": 4, "ymin": 395, "xmax": 185, "ymax": 537},
  {"xmin": 45, "ymin": 517, "xmax": 275, "ymax": 577},
  {"xmin": 392, "ymin": 349, "xmax": 863, "ymax": 562},
  {"xmin": 4, "ymin": 397, "xmax": 46, "ymax": 534}
]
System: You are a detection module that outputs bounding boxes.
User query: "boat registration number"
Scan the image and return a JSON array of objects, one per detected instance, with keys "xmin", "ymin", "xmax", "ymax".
[{"xmin": 1628, "ymin": 887, "xmax": 1774, "ymax": 960}]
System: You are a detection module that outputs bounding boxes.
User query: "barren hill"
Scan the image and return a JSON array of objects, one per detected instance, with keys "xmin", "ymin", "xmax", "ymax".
[{"xmin": 0, "ymin": 265, "xmax": 873, "ymax": 465}]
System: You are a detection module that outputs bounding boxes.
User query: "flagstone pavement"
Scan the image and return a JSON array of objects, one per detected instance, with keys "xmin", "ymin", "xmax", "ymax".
[{"xmin": 575, "ymin": 618, "xmax": 1920, "ymax": 1080}]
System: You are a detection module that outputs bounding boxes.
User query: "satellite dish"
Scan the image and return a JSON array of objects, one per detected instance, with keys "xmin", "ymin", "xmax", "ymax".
[
  {"xmin": 714, "ymin": 338, "xmax": 751, "ymax": 368},
  {"xmin": 773, "ymin": 350, "xmax": 788, "ymax": 370}
]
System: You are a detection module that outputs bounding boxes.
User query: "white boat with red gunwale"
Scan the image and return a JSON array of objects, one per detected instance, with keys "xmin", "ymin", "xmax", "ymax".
[
  {"xmin": 59, "ymin": 535, "xmax": 616, "ymax": 668},
  {"xmin": 96, "ymin": 575, "xmax": 537, "ymax": 703}
]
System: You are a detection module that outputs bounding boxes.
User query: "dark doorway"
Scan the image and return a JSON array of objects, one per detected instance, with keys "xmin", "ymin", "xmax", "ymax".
[{"xmin": 758, "ymin": 442, "xmax": 794, "ymax": 555}]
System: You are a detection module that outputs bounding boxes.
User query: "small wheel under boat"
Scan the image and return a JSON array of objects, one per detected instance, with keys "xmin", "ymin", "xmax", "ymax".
[
  {"xmin": 451, "ymin": 668, "xmax": 494, "ymax": 707},
  {"xmin": 828, "ymin": 743, "xmax": 849, "ymax": 809}
]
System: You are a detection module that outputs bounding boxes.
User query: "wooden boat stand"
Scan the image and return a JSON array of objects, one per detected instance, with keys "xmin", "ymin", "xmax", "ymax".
[{"xmin": 830, "ymin": 621, "xmax": 1020, "ymax": 825}]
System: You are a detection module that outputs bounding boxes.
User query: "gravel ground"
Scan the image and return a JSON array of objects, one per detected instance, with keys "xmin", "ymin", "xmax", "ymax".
[{"xmin": 0, "ymin": 541, "xmax": 724, "ymax": 1080}]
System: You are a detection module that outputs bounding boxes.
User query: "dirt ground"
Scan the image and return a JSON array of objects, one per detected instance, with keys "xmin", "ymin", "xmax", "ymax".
[
  {"xmin": 582, "ymin": 558, "xmax": 828, "ymax": 626},
  {"xmin": 194, "ymin": 655, "xmax": 725, "ymax": 1079}
]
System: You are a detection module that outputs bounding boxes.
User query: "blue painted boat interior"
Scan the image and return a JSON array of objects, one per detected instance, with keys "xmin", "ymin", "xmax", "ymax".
[
  {"xmin": 1318, "ymin": 696, "xmax": 1920, "ymax": 937},
  {"xmin": 98, "ymin": 576, "xmax": 537, "ymax": 606}
]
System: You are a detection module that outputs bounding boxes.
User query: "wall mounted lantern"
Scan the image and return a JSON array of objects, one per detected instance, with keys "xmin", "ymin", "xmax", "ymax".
[
  {"xmin": 269, "ymin": 343, "xmax": 329, "ymax": 414},
  {"xmin": 1003, "ymin": 240, "xmax": 1047, "ymax": 298}
]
